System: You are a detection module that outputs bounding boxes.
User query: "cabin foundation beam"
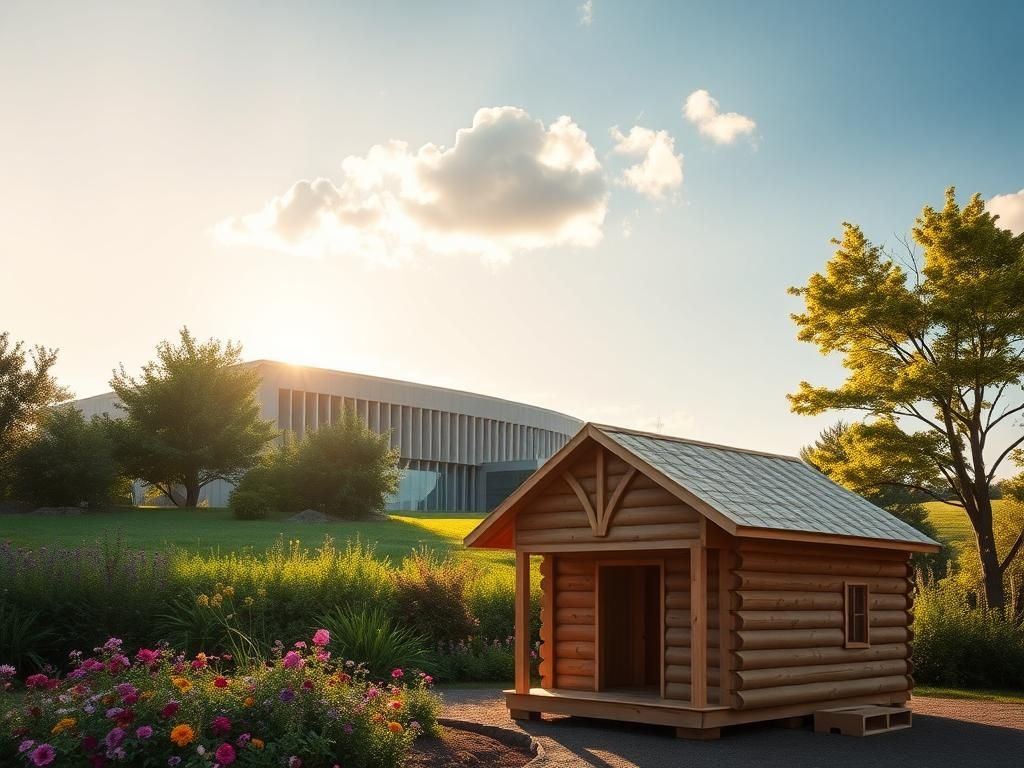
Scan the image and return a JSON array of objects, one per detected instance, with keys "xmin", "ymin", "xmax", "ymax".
[{"xmin": 676, "ymin": 726, "xmax": 720, "ymax": 740}]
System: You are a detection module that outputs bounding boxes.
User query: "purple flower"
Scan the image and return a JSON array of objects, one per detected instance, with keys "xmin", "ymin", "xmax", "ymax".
[
  {"xmin": 105, "ymin": 727, "xmax": 126, "ymax": 750},
  {"xmin": 279, "ymin": 687, "xmax": 295, "ymax": 703},
  {"xmin": 18, "ymin": 740, "xmax": 35, "ymax": 754},
  {"xmin": 136, "ymin": 725, "xmax": 153, "ymax": 739},
  {"xmin": 29, "ymin": 743, "xmax": 57, "ymax": 767},
  {"xmin": 0, "ymin": 664, "xmax": 16, "ymax": 677},
  {"xmin": 168, "ymin": 758, "xmax": 182, "ymax": 767}
]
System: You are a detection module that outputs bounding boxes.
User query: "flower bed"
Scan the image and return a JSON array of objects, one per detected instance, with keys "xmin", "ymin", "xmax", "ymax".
[{"xmin": 0, "ymin": 631, "xmax": 440, "ymax": 768}]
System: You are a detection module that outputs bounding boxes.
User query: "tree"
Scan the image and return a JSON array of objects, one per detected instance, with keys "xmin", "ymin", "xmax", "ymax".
[
  {"xmin": 0, "ymin": 332, "xmax": 70, "ymax": 496},
  {"xmin": 789, "ymin": 188, "xmax": 1024, "ymax": 608},
  {"xmin": 109, "ymin": 328, "xmax": 277, "ymax": 507},
  {"xmin": 230, "ymin": 408, "xmax": 400, "ymax": 520},
  {"xmin": 12, "ymin": 406, "xmax": 129, "ymax": 507},
  {"xmin": 801, "ymin": 421, "xmax": 952, "ymax": 575}
]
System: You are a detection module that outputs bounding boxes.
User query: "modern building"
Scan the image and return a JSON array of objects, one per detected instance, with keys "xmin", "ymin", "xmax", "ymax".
[{"xmin": 73, "ymin": 360, "xmax": 582, "ymax": 511}]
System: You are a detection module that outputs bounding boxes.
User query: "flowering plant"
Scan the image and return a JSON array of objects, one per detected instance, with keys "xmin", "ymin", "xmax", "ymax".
[{"xmin": 1, "ymin": 630, "xmax": 439, "ymax": 768}]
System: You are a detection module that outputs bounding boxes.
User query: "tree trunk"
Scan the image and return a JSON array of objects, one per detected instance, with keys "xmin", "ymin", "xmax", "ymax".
[
  {"xmin": 974, "ymin": 507, "xmax": 1006, "ymax": 609},
  {"xmin": 184, "ymin": 472, "xmax": 201, "ymax": 508}
]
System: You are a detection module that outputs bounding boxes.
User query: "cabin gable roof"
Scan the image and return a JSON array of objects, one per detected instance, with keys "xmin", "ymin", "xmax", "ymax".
[{"xmin": 465, "ymin": 423, "xmax": 941, "ymax": 552}]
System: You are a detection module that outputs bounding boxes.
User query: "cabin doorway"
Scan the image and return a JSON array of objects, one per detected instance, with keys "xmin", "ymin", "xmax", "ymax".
[{"xmin": 598, "ymin": 564, "xmax": 662, "ymax": 692}]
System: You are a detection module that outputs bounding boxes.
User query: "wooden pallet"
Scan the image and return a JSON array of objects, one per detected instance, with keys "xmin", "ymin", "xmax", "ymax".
[{"xmin": 814, "ymin": 705, "xmax": 912, "ymax": 737}]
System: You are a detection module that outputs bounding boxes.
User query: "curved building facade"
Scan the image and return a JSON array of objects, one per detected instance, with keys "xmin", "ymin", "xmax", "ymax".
[{"xmin": 74, "ymin": 360, "xmax": 582, "ymax": 512}]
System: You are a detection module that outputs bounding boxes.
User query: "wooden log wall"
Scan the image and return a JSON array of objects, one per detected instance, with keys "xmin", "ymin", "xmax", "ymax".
[
  {"xmin": 664, "ymin": 548, "xmax": 723, "ymax": 705},
  {"xmin": 551, "ymin": 556, "xmax": 596, "ymax": 690},
  {"xmin": 515, "ymin": 448, "xmax": 701, "ymax": 548},
  {"xmin": 729, "ymin": 540, "xmax": 914, "ymax": 711}
]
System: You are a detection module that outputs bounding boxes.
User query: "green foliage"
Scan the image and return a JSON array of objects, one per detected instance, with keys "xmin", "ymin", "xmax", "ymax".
[
  {"xmin": 0, "ymin": 332, "xmax": 69, "ymax": 497},
  {"xmin": 790, "ymin": 188, "xmax": 1024, "ymax": 607},
  {"xmin": 802, "ymin": 421, "xmax": 953, "ymax": 575},
  {"xmin": 317, "ymin": 605, "xmax": 432, "ymax": 676},
  {"xmin": 291, "ymin": 409, "xmax": 400, "ymax": 519},
  {"xmin": 953, "ymin": 499, "xmax": 1024, "ymax": 616},
  {"xmin": 394, "ymin": 549, "xmax": 478, "ymax": 643},
  {"xmin": 228, "ymin": 485, "xmax": 272, "ymax": 519},
  {"xmin": 10, "ymin": 406, "xmax": 129, "ymax": 507},
  {"xmin": 0, "ymin": 603, "xmax": 53, "ymax": 673},
  {"xmin": 913, "ymin": 575, "xmax": 1024, "ymax": 688},
  {"xmin": 108, "ymin": 327, "xmax": 277, "ymax": 507}
]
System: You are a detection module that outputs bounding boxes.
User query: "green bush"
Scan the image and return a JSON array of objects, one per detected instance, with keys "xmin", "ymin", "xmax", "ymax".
[
  {"xmin": 228, "ymin": 484, "xmax": 272, "ymax": 519},
  {"xmin": 11, "ymin": 405, "xmax": 129, "ymax": 507},
  {"xmin": 913, "ymin": 576, "xmax": 1024, "ymax": 688},
  {"xmin": 317, "ymin": 605, "xmax": 432, "ymax": 676},
  {"xmin": 394, "ymin": 549, "xmax": 478, "ymax": 643}
]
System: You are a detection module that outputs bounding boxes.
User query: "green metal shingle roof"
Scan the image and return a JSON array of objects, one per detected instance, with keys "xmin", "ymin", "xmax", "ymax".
[{"xmin": 597, "ymin": 426, "xmax": 939, "ymax": 547}]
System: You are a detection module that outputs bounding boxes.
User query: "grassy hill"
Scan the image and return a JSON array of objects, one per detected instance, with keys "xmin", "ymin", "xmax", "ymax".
[{"xmin": 923, "ymin": 498, "xmax": 1021, "ymax": 550}]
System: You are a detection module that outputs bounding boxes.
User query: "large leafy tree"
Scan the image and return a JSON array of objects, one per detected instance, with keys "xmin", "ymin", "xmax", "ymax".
[
  {"xmin": 109, "ymin": 328, "xmax": 276, "ymax": 507},
  {"xmin": 12, "ymin": 405, "xmax": 129, "ymax": 507},
  {"xmin": 801, "ymin": 421, "xmax": 951, "ymax": 575},
  {"xmin": 0, "ymin": 332, "xmax": 69, "ymax": 496},
  {"xmin": 789, "ymin": 188, "xmax": 1024, "ymax": 608}
]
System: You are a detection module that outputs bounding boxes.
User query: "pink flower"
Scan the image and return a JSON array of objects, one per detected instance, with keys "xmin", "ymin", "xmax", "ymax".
[
  {"xmin": 135, "ymin": 648, "xmax": 160, "ymax": 665},
  {"xmin": 316, "ymin": 652, "xmax": 331, "ymax": 663},
  {"xmin": 282, "ymin": 651, "xmax": 304, "ymax": 670},
  {"xmin": 312, "ymin": 629, "xmax": 330, "ymax": 647},
  {"xmin": 135, "ymin": 725, "xmax": 153, "ymax": 739},
  {"xmin": 158, "ymin": 701, "xmax": 180, "ymax": 719},
  {"xmin": 391, "ymin": 668, "xmax": 403, "ymax": 679},
  {"xmin": 211, "ymin": 715, "xmax": 232, "ymax": 735},
  {"xmin": 105, "ymin": 727, "xmax": 126, "ymax": 750},
  {"xmin": 288, "ymin": 757, "xmax": 303, "ymax": 768},
  {"xmin": 25, "ymin": 674, "xmax": 50, "ymax": 689},
  {"xmin": 18, "ymin": 740, "xmax": 35, "ymax": 754},
  {"xmin": 293, "ymin": 641, "xmax": 307, "ymax": 649},
  {"xmin": 215, "ymin": 743, "xmax": 236, "ymax": 765},
  {"xmin": 30, "ymin": 743, "xmax": 56, "ymax": 767}
]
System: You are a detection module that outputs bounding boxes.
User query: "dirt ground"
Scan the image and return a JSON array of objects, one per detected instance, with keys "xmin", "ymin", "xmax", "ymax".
[{"xmin": 407, "ymin": 726, "xmax": 534, "ymax": 768}]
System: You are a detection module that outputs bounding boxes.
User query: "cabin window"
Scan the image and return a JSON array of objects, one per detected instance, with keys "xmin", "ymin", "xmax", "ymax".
[{"xmin": 845, "ymin": 583, "xmax": 869, "ymax": 647}]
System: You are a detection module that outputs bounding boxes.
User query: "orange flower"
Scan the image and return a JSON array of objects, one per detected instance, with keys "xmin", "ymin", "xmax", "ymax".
[
  {"xmin": 51, "ymin": 717, "xmax": 76, "ymax": 735},
  {"xmin": 251, "ymin": 738, "xmax": 265, "ymax": 750},
  {"xmin": 102, "ymin": 694, "xmax": 116, "ymax": 706},
  {"xmin": 243, "ymin": 696, "xmax": 255, "ymax": 708},
  {"xmin": 169, "ymin": 723, "xmax": 195, "ymax": 747},
  {"xmin": 140, "ymin": 691, "xmax": 155, "ymax": 701},
  {"xmin": 172, "ymin": 677, "xmax": 192, "ymax": 693},
  {"xmin": 387, "ymin": 721, "xmax": 403, "ymax": 733}
]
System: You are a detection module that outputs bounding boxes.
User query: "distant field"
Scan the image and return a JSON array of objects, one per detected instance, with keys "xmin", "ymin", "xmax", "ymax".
[
  {"xmin": 0, "ymin": 507, "xmax": 503, "ymax": 566},
  {"xmin": 923, "ymin": 498, "xmax": 1020, "ymax": 550}
]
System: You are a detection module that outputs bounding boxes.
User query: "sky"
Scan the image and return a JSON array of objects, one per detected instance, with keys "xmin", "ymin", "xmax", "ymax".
[{"xmin": 2, "ymin": 0, "xmax": 1023, "ymax": 463}]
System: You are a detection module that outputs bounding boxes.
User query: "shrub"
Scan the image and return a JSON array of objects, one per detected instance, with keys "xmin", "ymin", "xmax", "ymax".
[
  {"xmin": 10, "ymin": 406, "xmax": 129, "ymax": 507},
  {"xmin": 228, "ymin": 485, "xmax": 272, "ymax": 520},
  {"xmin": 0, "ymin": 604, "xmax": 53, "ymax": 674},
  {"xmin": 394, "ymin": 549, "xmax": 478, "ymax": 643},
  {"xmin": 317, "ymin": 606, "xmax": 432, "ymax": 677},
  {"xmin": 913, "ymin": 575, "xmax": 1024, "ymax": 688},
  {"xmin": 0, "ymin": 631, "xmax": 440, "ymax": 768}
]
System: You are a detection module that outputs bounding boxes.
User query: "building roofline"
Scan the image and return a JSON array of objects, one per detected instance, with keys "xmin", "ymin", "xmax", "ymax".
[{"xmin": 592, "ymin": 423, "xmax": 803, "ymax": 463}]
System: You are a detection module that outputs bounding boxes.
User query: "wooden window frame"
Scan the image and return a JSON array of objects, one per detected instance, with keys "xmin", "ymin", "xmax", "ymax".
[{"xmin": 844, "ymin": 581, "xmax": 870, "ymax": 648}]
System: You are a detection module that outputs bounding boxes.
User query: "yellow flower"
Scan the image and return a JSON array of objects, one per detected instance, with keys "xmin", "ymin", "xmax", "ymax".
[
  {"xmin": 172, "ymin": 677, "xmax": 193, "ymax": 693},
  {"xmin": 257, "ymin": 587, "xmax": 267, "ymax": 598},
  {"xmin": 210, "ymin": 593, "xmax": 223, "ymax": 608},
  {"xmin": 51, "ymin": 717, "xmax": 76, "ymax": 735},
  {"xmin": 243, "ymin": 596, "xmax": 254, "ymax": 607},
  {"xmin": 195, "ymin": 594, "xmax": 210, "ymax": 607},
  {"xmin": 221, "ymin": 585, "xmax": 235, "ymax": 598},
  {"xmin": 251, "ymin": 738, "xmax": 264, "ymax": 750},
  {"xmin": 387, "ymin": 721, "xmax": 404, "ymax": 734},
  {"xmin": 170, "ymin": 723, "xmax": 195, "ymax": 747}
]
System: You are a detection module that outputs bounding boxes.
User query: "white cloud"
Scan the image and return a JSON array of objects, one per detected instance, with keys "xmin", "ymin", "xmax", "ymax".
[
  {"xmin": 578, "ymin": 0, "xmax": 593, "ymax": 26},
  {"xmin": 683, "ymin": 89, "xmax": 757, "ymax": 145},
  {"xmin": 610, "ymin": 125, "xmax": 683, "ymax": 200},
  {"xmin": 987, "ymin": 189, "xmax": 1024, "ymax": 234},
  {"xmin": 216, "ymin": 107, "xmax": 608, "ymax": 264}
]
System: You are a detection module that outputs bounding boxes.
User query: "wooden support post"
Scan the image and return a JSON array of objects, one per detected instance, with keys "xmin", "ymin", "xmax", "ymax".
[
  {"xmin": 690, "ymin": 546, "xmax": 708, "ymax": 708},
  {"xmin": 515, "ymin": 550, "xmax": 531, "ymax": 694},
  {"xmin": 718, "ymin": 549, "xmax": 732, "ymax": 708}
]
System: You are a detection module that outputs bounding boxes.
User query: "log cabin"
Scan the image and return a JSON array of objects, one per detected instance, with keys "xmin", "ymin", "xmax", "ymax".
[{"xmin": 464, "ymin": 423, "xmax": 941, "ymax": 739}]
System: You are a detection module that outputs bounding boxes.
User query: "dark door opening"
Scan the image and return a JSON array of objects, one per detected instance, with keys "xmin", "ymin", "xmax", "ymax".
[{"xmin": 598, "ymin": 564, "xmax": 661, "ymax": 692}]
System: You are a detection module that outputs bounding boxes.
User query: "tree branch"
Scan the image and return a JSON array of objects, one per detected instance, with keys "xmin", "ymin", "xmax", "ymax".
[
  {"xmin": 988, "ymin": 432, "xmax": 1024, "ymax": 481},
  {"xmin": 999, "ymin": 530, "xmax": 1024, "ymax": 574}
]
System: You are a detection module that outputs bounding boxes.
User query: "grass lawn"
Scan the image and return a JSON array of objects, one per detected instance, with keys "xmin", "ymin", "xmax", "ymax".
[
  {"xmin": 914, "ymin": 686, "xmax": 1024, "ymax": 704},
  {"xmin": 0, "ymin": 506, "xmax": 505, "ymax": 566}
]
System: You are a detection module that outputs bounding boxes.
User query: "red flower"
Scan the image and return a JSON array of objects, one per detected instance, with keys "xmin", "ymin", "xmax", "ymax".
[
  {"xmin": 213, "ymin": 676, "xmax": 229, "ymax": 688},
  {"xmin": 158, "ymin": 702, "xmax": 180, "ymax": 719},
  {"xmin": 81, "ymin": 735, "xmax": 99, "ymax": 752},
  {"xmin": 211, "ymin": 715, "xmax": 232, "ymax": 735},
  {"xmin": 215, "ymin": 743, "xmax": 237, "ymax": 765}
]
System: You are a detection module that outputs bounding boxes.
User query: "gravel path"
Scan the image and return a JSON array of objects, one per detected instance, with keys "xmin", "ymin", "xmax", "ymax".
[{"xmin": 441, "ymin": 689, "xmax": 1023, "ymax": 768}]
